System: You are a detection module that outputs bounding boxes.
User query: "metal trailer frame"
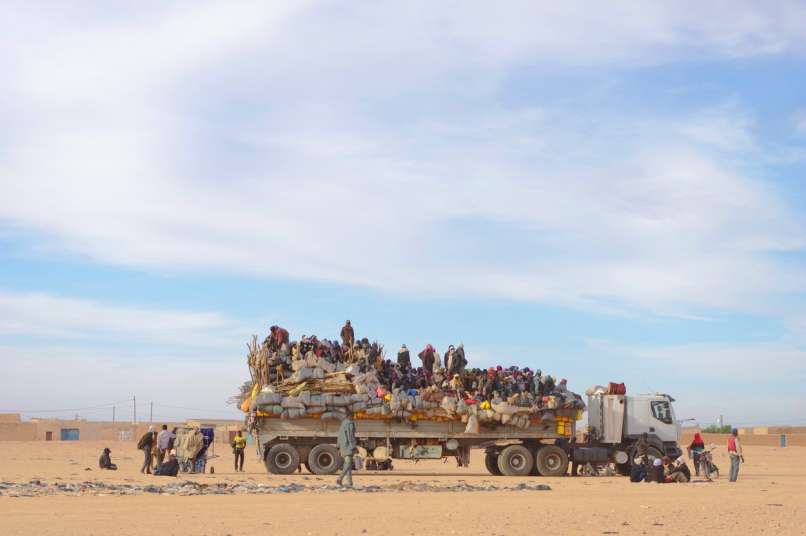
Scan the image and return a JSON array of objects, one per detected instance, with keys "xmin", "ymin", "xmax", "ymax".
[{"xmin": 254, "ymin": 410, "xmax": 578, "ymax": 477}]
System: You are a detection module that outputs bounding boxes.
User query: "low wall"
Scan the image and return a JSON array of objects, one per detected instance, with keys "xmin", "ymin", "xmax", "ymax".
[
  {"xmin": 681, "ymin": 430, "xmax": 806, "ymax": 447},
  {"xmin": 0, "ymin": 419, "xmax": 244, "ymax": 443}
]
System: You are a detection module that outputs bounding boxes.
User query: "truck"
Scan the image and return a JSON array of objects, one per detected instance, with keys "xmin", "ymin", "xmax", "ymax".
[{"xmin": 251, "ymin": 390, "xmax": 681, "ymax": 477}]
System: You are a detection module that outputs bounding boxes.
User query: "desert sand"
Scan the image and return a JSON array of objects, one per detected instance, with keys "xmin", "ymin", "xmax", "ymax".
[{"xmin": 0, "ymin": 440, "xmax": 803, "ymax": 535}]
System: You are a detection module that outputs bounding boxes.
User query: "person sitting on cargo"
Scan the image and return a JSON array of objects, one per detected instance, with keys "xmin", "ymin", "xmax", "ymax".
[
  {"xmin": 99, "ymin": 448, "xmax": 117, "ymax": 470},
  {"xmin": 663, "ymin": 456, "xmax": 691, "ymax": 483},
  {"xmin": 154, "ymin": 452, "xmax": 179, "ymax": 477}
]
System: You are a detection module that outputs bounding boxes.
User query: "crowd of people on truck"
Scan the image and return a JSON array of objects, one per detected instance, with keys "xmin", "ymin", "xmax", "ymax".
[{"xmin": 252, "ymin": 320, "xmax": 578, "ymax": 410}]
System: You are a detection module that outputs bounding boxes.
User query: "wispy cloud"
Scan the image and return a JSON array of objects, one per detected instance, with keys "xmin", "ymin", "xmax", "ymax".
[
  {"xmin": 0, "ymin": 290, "xmax": 248, "ymax": 347},
  {"xmin": 1, "ymin": 2, "xmax": 805, "ymax": 321}
]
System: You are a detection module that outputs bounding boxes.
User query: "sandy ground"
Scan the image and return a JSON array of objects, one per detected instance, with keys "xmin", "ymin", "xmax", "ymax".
[{"xmin": 0, "ymin": 440, "xmax": 803, "ymax": 535}]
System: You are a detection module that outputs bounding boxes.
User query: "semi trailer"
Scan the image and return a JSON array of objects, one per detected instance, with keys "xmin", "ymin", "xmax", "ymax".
[{"xmin": 251, "ymin": 391, "xmax": 681, "ymax": 476}]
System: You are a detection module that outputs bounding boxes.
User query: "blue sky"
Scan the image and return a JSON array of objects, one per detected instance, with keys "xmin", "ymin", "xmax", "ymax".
[{"xmin": 1, "ymin": 1, "xmax": 805, "ymax": 425}]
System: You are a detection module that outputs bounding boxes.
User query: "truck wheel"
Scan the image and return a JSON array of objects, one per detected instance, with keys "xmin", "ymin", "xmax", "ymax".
[
  {"xmin": 497, "ymin": 445, "xmax": 534, "ymax": 476},
  {"xmin": 530, "ymin": 445, "xmax": 543, "ymax": 475},
  {"xmin": 535, "ymin": 445, "xmax": 568, "ymax": 477},
  {"xmin": 307, "ymin": 444, "xmax": 342, "ymax": 475},
  {"xmin": 485, "ymin": 451, "xmax": 502, "ymax": 476},
  {"xmin": 265, "ymin": 443, "xmax": 300, "ymax": 475}
]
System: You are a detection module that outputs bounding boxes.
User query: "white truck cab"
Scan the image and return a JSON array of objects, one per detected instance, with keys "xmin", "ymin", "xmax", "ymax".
[{"xmin": 583, "ymin": 392, "xmax": 682, "ymax": 472}]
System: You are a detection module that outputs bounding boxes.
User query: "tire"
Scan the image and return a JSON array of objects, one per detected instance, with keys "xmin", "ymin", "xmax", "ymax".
[
  {"xmin": 535, "ymin": 445, "xmax": 568, "ymax": 477},
  {"xmin": 307, "ymin": 444, "xmax": 342, "ymax": 475},
  {"xmin": 264, "ymin": 443, "xmax": 300, "ymax": 475},
  {"xmin": 497, "ymin": 445, "xmax": 534, "ymax": 476},
  {"xmin": 485, "ymin": 451, "xmax": 502, "ymax": 476},
  {"xmin": 530, "ymin": 445, "xmax": 543, "ymax": 475}
]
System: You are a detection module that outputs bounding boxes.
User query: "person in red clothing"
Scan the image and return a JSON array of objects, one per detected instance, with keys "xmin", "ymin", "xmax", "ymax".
[
  {"xmin": 728, "ymin": 428, "xmax": 744, "ymax": 482},
  {"xmin": 688, "ymin": 432, "xmax": 705, "ymax": 476},
  {"xmin": 268, "ymin": 325, "xmax": 289, "ymax": 350}
]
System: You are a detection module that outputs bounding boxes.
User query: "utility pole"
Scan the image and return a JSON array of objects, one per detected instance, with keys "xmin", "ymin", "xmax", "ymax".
[
  {"xmin": 133, "ymin": 395, "xmax": 137, "ymax": 424},
  {"xmin": 112, "ymin": 405, "xmax": 116, "ymax": 424},
  {"xmin": 149, "ymin": 401, "xmax": 153, "ymax": 424}
]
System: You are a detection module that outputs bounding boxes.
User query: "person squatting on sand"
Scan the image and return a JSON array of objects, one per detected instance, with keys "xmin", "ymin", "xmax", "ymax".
[
  {"xmin": 98, "ymin": 448, "xmax": 117, "ymax": 470},
  {"xmin": 154, "ymin": 451, "xmax": 179, "ymax": 477}
]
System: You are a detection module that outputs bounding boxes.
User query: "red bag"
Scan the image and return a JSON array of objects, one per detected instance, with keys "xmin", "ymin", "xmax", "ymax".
[{"xmin": 607, "ymin": 382, "xmax": 626, "ymax": 395}]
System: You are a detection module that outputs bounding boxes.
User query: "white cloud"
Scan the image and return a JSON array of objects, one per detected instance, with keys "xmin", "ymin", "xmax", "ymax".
[
  {"xmin": 1, "ymin": 0, "xmax": 805, "ymax": 322},
  {"xmin": 0, "ymin": 290, "xmax": 248, "ymax": 347}
]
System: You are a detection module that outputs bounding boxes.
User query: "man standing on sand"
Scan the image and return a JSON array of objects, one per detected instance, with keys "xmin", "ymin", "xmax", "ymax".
[
  {"xmin": 156, "ymin": 425, "xmax": 173, "ymax": 467},
  {"xmin": 728, "ymin": 428, "xmax": 744, "ymax": 482},
  {"xmin": 232, "ymin": 430, "xmax": 247, "ymax": 472},
  {"xmin": 336, "ymin": 414, "xmax": 357, "ymax": 488},
  {"xmin": 137, "ymin": 426, "xmax": 156, "ymax": 474}
]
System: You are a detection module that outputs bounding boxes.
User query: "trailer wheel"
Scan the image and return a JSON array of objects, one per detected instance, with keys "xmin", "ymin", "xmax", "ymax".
[
  {"xmin": 530, "ymin": 446, "xmax": 542, "ymax": 475},
  {"xmin": 484, "ymin": 451, "xmax": 502, "ymax": 476},
  {"xmin": 265, "ymin": 443, "xmax": 300, "ymax": 475},
  {"xmin": 497, "ymin": 445, "xmax": 534, "ymax": 476},
  {"xmin": 535, "ymin": 445, "xmax": 568, "ymax": 477},
  {"xmin": 307, "ymin": 444, "xmax": 342, "ymax": 475}
]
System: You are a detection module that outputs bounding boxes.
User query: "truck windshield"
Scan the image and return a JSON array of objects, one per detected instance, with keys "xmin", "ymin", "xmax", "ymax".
[{"xmin": 651, "ymin": 400, "xmax": 673, "ymax": 424}]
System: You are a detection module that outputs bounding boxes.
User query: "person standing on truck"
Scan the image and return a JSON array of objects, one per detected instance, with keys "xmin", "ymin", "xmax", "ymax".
[
  {"xmin": 231, "ymin": 430, "xmax": 246, "ymax": 472},
  {"xmin": 688, "ymin": 432, "xmax": 705, "ymax": 476},
  {"xmin": 336, "ymin": 414, "xmax": 358, "ymax": 488},
  {"xmin": 728, "ymin": 428, "xmax": 744, "ymax": 482},
  {"xmin": 340, "ymin": 320, "xmax": 354, "ymax": 348},
  {"xmin": 137, "ymin": 426, "xmax": 156, "ymax": 474},
  {"xmin": 418, "ymin": 344, "xmax": 435, "ymax": 376},
  {"xmin": 397, "ymin": 344, "xmax": 411, "ymax": 370}
]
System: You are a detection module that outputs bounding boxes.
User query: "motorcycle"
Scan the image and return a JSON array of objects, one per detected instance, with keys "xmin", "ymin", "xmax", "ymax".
[{"xmin": 698, "ymin": 446, "xmax": 720, "ymax": 480}]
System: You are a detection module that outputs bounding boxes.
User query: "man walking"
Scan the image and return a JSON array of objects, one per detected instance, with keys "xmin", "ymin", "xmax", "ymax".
[
  {"xmin": 137, "ymin": 426, "xmax": 156, "ymax": 474},
  {"xmin": 156, "ymin": 425, "xmax": 173, "ymax": 467},
  {"xmin": 232, "ymin": 430, "xmax": 247, "ymax": 472},
  {"xmin": 728, "ymin": 428, "xmax": 744, "ymax": 482},
  {"xmin": 336, "ymin": 413, "xmax": 357, "ymax": 488}
]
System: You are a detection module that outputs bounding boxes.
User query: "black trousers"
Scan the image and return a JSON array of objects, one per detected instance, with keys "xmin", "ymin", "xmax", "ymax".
[{"xmin": 234, "ymin": 448, "xmax": 244, "ymax": 471}]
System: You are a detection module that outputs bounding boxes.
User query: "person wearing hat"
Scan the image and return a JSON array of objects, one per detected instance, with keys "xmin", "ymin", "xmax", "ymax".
[
  {"xmin": 99, "ymin": 448, "xmax": 117, "ymax": 470},
  {"xmin": 727, "ymin": 428, "xmax": 744, "ymax": 482}
]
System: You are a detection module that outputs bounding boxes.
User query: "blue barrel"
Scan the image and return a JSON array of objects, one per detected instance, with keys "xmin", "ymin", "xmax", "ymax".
[{"xmin": 780, "ymin": 434, "xmax": 787, "ymax": 448}]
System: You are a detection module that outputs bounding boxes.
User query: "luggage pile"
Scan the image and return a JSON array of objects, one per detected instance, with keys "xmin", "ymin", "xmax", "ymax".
[{"xmin": 241, "ymin": 325, "xmax": 584, "ymax": 431}]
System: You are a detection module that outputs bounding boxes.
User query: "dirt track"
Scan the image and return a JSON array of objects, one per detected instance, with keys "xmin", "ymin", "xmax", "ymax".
[{"xmin": 0, "ymin": 440, "xmax": 803, "ymax": 535}]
